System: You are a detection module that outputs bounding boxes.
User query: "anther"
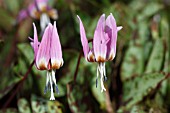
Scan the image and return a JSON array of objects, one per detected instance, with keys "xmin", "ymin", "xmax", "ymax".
[
  {"xmin": 55, "ymin": 85, "xmax": 59, "ymax": 94},
  {"xmin": 96, "ymin": 78, "xmax": 98, "ymax": 88},
  {"xmin": 104, "ymin": 76, "xmax": 107, "ymax": 81},
  {"xmin": 44, "ymin": 86, "xmax": 48, "ymax": 94}
]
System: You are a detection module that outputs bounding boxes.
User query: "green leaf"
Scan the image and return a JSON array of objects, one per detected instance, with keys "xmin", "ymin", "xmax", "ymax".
[
  {"xmin": 31, "ymin": 95, "xmax": 46, "ymax": 113},
  {"xmin": 18, "ymin": 98, "xmax": 31, "ymax": 113},
  {"xmin": 31, "ymin": 95, "xmax": 63, "ymax": 113},
  {"xmin": 0, "ymin": 72, "xmax": 22, "ymax": 99},
  {"xmin": 130, "ymin": 105, "xmax": 147, "ymax": 113},
  {"xmin": 121, "ymin": 44, "xmax": 144, "ymax": 81},
  {"xmin": 145, "ymin": 39, "xmax": 164, "ymax": 73},
  {"xmin": 0, "ymin": 8, "xmax": 15, "ymax": 31},
  {"xmin": 67, "ymin": 82, "xmax": 91, "ymax": 113},
  {"xmin": 17, "ymin": 19, "xmax": 32, "ymax": 42},
  {"xmin": 137, "ymin": 2, "xmax": 163, "ymax": 21},
  {"xmin": 122, "ymin": 72, "xmax": 167, "ymax": 111},
  {"xmin": 17, "ymin": 43, "xmax": 34, "ymax": 64},
  {"xmin": 137, "ymin": 20, "xmax": 150, "ymax": 44},
  {"xmin": 0, "ymin": 108, "xmax": 18, "ymax": 113},
  {"xmin": 3, "ymin": 0, "xmax": 19, "ymax": 15},
  {"xmin": 47, "ymin": 101, "xmax": 63, "ymax": 113},
  {"xmin": 91, "ymin": 74, "xmax": 106, "ymax": 109},
  {"xmin": 13, "ymin": 57, "xmax": 28, "ymax": 76}
]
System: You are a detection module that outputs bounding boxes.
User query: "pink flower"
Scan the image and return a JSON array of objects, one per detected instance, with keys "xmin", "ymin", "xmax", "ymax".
[
  {"xmin": 18, "ymin": 0, "xmax": 58, "ymax": 31},
  {"xmin": 77, "ymin": 14, "xmax": 122, "ymax": 92},
  {"xmin": 29, "ymin": 21, "xmax": 63, "ymax": 100}
]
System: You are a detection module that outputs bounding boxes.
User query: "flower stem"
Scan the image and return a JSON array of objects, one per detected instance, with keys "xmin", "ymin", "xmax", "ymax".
[{"xmin": 73, "ymin": 52, "xmax": 82, "ymax": 83}]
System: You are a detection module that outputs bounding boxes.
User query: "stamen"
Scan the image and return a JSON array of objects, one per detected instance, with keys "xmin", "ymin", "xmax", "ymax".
[
  {"xmin": 45, "ymin": 70, "xmax": 60, "ymax": 100},
  {"xmin": 44, "ymin": 71, "xmax": 50, "ymax": 94},
  {"xmin": 96, "ymin": 79, "xmax": 98, "ymax": 88},
  {"xmin": 49, "ymin": 74, "xmax": 55, "ymax": 100},
  {"xmin": 44, "ymin": 86, "xmax": 48, "ymax": 94},
  {"xmin": 103, "ymin": 63, "xmax": 107, "ymax": 81},
  {"xmin": 48, "ymin": 81, "xmax": 51, "ymax": 91},
  {"xmin": 55, "ymin": 84, "xmax": 59, "ymax": 94},
  {"xmin": 40, "ymin": 13, "xmax": 50, "ymax": 33},
  {"xmin": 104, "ymin": 76, "xmax": 107, "ymax": 81},
  {"xmin": 98, "ymin": 62, "xmax": 106, "ymax": 92},
  {"xmin": 96, "ymin": 65, "xmax": 99, "ymax": 88},
  {"xmin": 52, "ymin": 70, "xmax": 59, "ymax": 94}
]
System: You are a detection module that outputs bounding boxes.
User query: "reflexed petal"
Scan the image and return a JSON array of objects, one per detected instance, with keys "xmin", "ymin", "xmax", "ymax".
[
  {"xmin": 77, "ymin": 15, "xmax": 90, "ymax": 61},
  {"xmin": 33, "ymin": 23, "xmax": 39, "ymax": 58},
  {"xmin": 50, "ymin": 21, "xmax": 63, "ymax": 69},
  {"xmin": 28, "ymin": 3, "xmax": 40, "ymax": 19},
  {"xmin": 36, "ymin": 24, "xmax": 52, "ymax": 70},
  {"xmin": 93, "ymin": 14, "xmax": 107, "ymax": 62},
  {"xmin": 105, "ymin": 13, "xmax": 118, "ymax": 60},
  {"xmin": 48, "ymin": 9, "xmax": 58, "ymax": 20},
  {"xmin": 35, "ymin": 0, "xmax": 48, "ymax": 11},
  {"xmin": 18, "ymin": 9, "xmax": 29, "ymax": 22},
  {"xmin": 117, "ymin": 26, "xmax": 123, "ymax": 31},
  {"xmin": 28, "ymin": 36, "xmax": 40, "ymax": 49}
]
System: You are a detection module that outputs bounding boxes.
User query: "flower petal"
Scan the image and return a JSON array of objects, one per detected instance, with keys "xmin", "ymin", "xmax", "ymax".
[
  {"xmin": 17, "ymin": 9, "xmax": 29, "ymax": 22},
  {"xmin": 77, "ymin": 15, "xmax": 90, "ymax": 61},
  {"xmin": 28, "ymin": 3, "xmax": 40, "ymax": 19},
  {"xmin": 50, "ymin": 21, "xmax": 63, "ymax": 69},
  {"xmin": 48, "ymin": 9, "xmax": 58, "ymax": 20},
  {"xmin": 87, "ymin": 50, "xmax": 95, "ymax": 62},
  {"xmin": 93, "ymin": 14, "xmax": 107, "ymax": 62},
  {"xmin": 36, "ymin": 24, "xmax": 52, "ymax": 70},
  {"xmin": 35, "ymin": 0, "xmax": 48, "ymax": 11},
  {"xmin": 105, "ymin": 13, "xmax": 118, "ymax": 60},
  {"xmin": 117, "ymin": 26, "xmax": 123, "ymax": 31},
  {"xmin": 33, "ymin": 23, "xmax": 39, "ymax": 58},
  {"xmin": 28, "ymin": 36, "xmax": 40, "ymax": 50}
]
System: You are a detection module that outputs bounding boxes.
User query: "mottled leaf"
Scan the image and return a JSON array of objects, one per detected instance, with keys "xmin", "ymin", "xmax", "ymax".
[
  {"xmin": 145, "ymin": 39, "xmax": 164, "ymax": 73},
  {"xmin": 130, "ymin": 105, "xmax": 146, "ymax": 113},
  {"xmin": 0, "ymin": 108, "xmax": 18, "ymax": 113},
  {"xmin": 31, "ymin": 95, "xmax": 63, "ymax": 113},
  {"xmin": 67, "ymin": 81, "xmax": 97, "ymax": 113},
  {"xmin": 122, "ymin": 73, "xmax": 168, "ymax": 110},
  {"xmin": 18, "ymin": 98, "xmax": 31, "ymax": 113},
  {"xmin": 121, "ymin": 44, "xmax": 144, "ymax": 81},
  {"xmin": 137, "ymin": 2, "xmax": 163, "ymax": 21}
]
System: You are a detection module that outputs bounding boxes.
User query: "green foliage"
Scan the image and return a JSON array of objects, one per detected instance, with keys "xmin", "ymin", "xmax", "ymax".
[
  {"xmin": 18, "ymin": 98, "xmax": 31, "ymax": 113},
  {"xmin": 145, "ymin": 39, "xmax": 164, "ymax": 73},
  {"xmin": 121, "ymin": 44, "xmax": 144, "ymax": 81},
  {"xmin": 0, "ymin": 0, "xmax": 170, "ymax": 112},
  {"xmin": 122, "ymin": 73, "xmax": 167, "ymax": 110}
]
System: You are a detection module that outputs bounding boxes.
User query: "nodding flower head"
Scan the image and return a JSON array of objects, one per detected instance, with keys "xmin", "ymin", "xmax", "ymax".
[
  {"xmin": 18, "ymin": 0, "xmax": 58, "ymax": 31},
  {"xmin": 29, "ymin": 21, "xmax": 63, "ymax": 100},
  {"xmin": 77, "ymin": 13, "xmax": 122, "ymax": 92}
]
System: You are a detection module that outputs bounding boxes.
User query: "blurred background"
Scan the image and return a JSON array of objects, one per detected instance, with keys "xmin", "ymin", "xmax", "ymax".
[{"xmin": 0, "ymin": 0, "xmax": 170, "ymax": 112}]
